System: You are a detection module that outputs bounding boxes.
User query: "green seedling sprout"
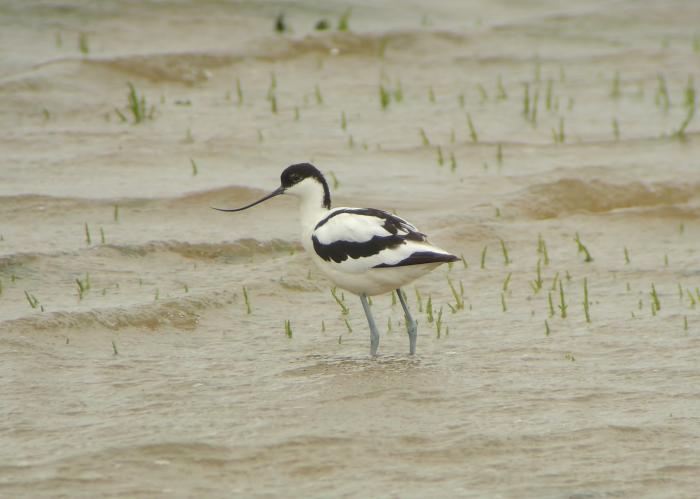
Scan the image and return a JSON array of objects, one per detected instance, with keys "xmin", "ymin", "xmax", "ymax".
[
  {"xmin": 414, "ymin": 287, "xmax": 423, "ymax": 312},
  {"xmin": 426, "ymin": 295, "xmax": 434, "ymax": 323},
  {"xmin": 499, "ymin": 239, "xmax": 511, "ymax": 265},
  {"xmin": 672, "ymin": 106, "xmax": 695, "ymax": 140},
  {"xmin": 684, "ymin": 316, "xmax": 689, "ymax": 331},
  {"xmin": 545, "ymin": 79, "xmax": 553, "ymax": 110},
  {"xmin": 341, "ymin": 111, "xmax": 347, "ymax": 130},
  {"xmin": 315, "ymin": 84, "xmax": 323, "ymax": 105},
  {"xmin": 480, "ymin": 246, "xmax": 487, "ymax": 269},
  {"xmin": 275, "ymin": 13, "xmax": 287, "ymax": 33},
  {"xmin": 236, "ymin": 77, "xmax": 243, "ymax": 105},
  {"xmin": 100, "ymin": 227, "xmax": 105, "ymax": 244},
  {"xmin": 574, "ymin": 232, "xmax": 593, "ymax": 262},
  {"xmin": 467, "ymin": 113, "xmax": 478, "ymax": 142},
  {"xmin": 344, "ymin": 318, "xmax": 352, "ymax": 333},
  {"xmin": 624, "ymin": 246, "xmax": 630, "ymax": 264},
  {"xmin": 84, "ymin": 223, "xmax": 91, "ymax": 245},
  {"xmin": 537, "ymin": 234, "xmax": 550, "ymax": 266},
  {"xmin": 24, "ymin": 290, "xmax": 40, "ymax": 309},
  {"xmin": 558, "ymin": 281, "xmax": 567, "ymax": 318},
  {"xmin": 243, "ymin": 286, "xmax": 252, "ymax": 314},
  {"xmin": 447, "ymin": 277, "xmax": 464, "ymax": 310},
  {"xmin": 112, "ymin": 340, "xmax": 118, "ymax": 355},
  {"xmin": 190, "ymin": 158, "xmax": 198, "ymax": 176},
  {"xmin": 548, "ymin": 291, "xmax": 555, "ymax": 317},
  {"xmin": 531, "ymin": 259, "xmax": 543, "ymax": 293},
  {"xmin": 500, "ymin": 292, "xmax": 507, "ymax": 312},
  {"xmin": 113, "ymin": 205, "xmax": 119, "ymax": 222},
  {"xmin": 460, "ymin": 254, "xmax": 468, "ymax": 269},
  {"xmin": 338, "ymin": 9, "xmax": 351, "ymax": 31},
  {"xmin": 545, "ymin": 320, "xmax": 550, "ymax": 336},
  {"xmin": 78, "ymin": 33, "xmax": 89, "ymax": 54},
  {"xmin": 650, "ymin": 283, "xmax": 661, "ymax": 313},
  {"xmin": 331, "ymin": 287, "xmax": 349, "ymax": 315},
  {"xmin": 379, "ymin": 84, "xmax": 390, "ymax": 110},
  {"xmin": 436, "ymin": 146, "xmax": 444, "ymax": 166},
  {"xmin": 502, "ymin": 272, "xmax": 512, "ymax": 293},
  {"xmin": 284, "ymin": 320, "xmax": 293, "ymax": 338},
  {"xmin": 321, "ymin": 320, "xmax": 326, "ymax": 332},
  {"xmin": 522, "ymin": 83, "xmax": 530, "ymax": 116},
  {"xmin": 435, "ymin": 307, "xmax": 443, "ymax": 338},
  {"xmin": 419, "ymin": 128, "xmax": 430, "ymax": 146}
]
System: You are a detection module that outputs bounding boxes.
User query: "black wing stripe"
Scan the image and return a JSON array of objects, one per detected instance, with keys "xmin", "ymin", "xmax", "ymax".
[
  {"xmin": 315, "ymin": 208, "xmax": 426, "ymax": 241},
  {"xmin": 373, "ymin": 251, "xmax": 459, "ymax": 268},
  {"xmin": 313, "ymin": 234, "xmax": 404, "ymax": 263}
]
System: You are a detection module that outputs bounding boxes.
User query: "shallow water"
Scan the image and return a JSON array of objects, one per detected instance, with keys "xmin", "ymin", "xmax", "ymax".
[{"xmin": 1, "ymin": 1, "xmax": 700, "ymax": 497}]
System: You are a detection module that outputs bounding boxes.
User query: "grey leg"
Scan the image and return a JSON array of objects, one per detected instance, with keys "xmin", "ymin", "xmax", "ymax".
[
  {"xmin": 396, "ymin": 288, "xmax": 417, "ymax": 355},
  {"xmin": 360, "ymin": 294, "xmax": 380, "ymax": 356}
]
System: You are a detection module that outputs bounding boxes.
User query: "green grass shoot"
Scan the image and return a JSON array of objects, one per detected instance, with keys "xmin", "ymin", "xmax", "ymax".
[
  {"xmin": 436, "ymin": 146, "xmax": 444, "ymax": 166},
  {"xmin": 338, "ymin": 8, "xmax": 351, "ymax": 31},
  {"xmin": 419, "ymin": 128, "xmax": 430, "ymax": 146},
  {"xmin": 435, "ymin": 307, "xmax": 443, "ymax": 338},
  {"xmin": 243, "ymin": 286, "xmax": 252, "ymax": 314},
  {"xmin": 284, "ymin": 320, "xmax": 293, "ymax": 338},
  {"xmin": 496, "ymin": 143, "xmax": 503, "ymax": 166},
  {"xmin": 624, "ymin": 246, "xmax": 630, "ymax": 264},
  {"xmin": 84, "ymin": 223, "xmax": 91, "ymax": 245},
  {"xmin": 447, "ymin": 277, "xmax": 464, "ymax": 310},
  {"xmin": 499, "ymin": 239, "xmax": 511, "ymax": 265},
  {"xmin": 612, "ymin": 118, "xmax": 620, "ymax": 141},
  {"xmin": 341, "ymin": 111, "xmax": 347, "ymax": 130},
  {"xmin": 275, "ymin": 13, "xmax": 287, "ymax": 33},
  {"xmin": 650, "ymin": 283, "xmax": 661, "ymax": 313},
  {"xmin": 190, "ymin": 158, "xmax": 198, "ymax": 176},
  {"xmin": 379, "ymin": 84, "xmax": 390, "ymax": 110},
  {"xmin": 460, "ymin": 254, "xmax": 468, "ymax": 269},
  {"xmin": 112, "ymin": 340, "xmax": 118, "ymax": 355},
  {"xmin": 545, "ymin": 320, "xmax": 550, "ymax": 336},
  {"xmin": 100, "ymin": 227, "xmax": 105, "ymax": 244},
  {"xmin": 331, "ymin": 287, "xmax": 349, "ymax": 315},
  {"xmin": 415, "ymin": 287, "xmax": 423, "ymax": 312},
  {"xmin": 574, "ymin": 232, "xmax": 593, "ymax": 262},
  {"xmin": 672, "ymin": 106, "xmax": 695, "ymax": 140},
  {"xmin": 426, "ymin": 295, "xmax": 434, "ymax": 323},
  {"xmin": 344, "ymin": 318, "xmax": 352, "ymax": 333},
  {"xmin": 522, "ymin": 83, "xmax": 530, "ymax": 116},
  {"xmin": 552, "ymin": 117, "xmax": 565, "ymax": 143},
  {"xmin": 24, "ymin": 290, "xmax": 40, "ymax": 309},
  {"xmin": 558, "ymin": 281, "xmax": 567, "ymax": 318},
  {"xmin": 548, "ymin": 291, "xmax": 555, "ymax": 317},
  {"xmin": 113, "ymin": 205, "xmax": 119, "ymax": 222},
  {"xmin": 502, "ymin": 272, "xmax": 512, "ymax": 293},
  {"xmin": 467, "ymin": 113, "xmax": 478, "ymax": 142},
  {"xmin": 655, "ymin": 74, "xmax": 670, "ymax": 110},
  {"xmin": 480, "ymin": 245, "xmax": 487, "ymax": 269},
  {"xmin": 545, "ymin": 79, "xmax": 553, "ymax": 110},
  {"xmin": 78, "ymin": 33, "xmax": 89, "ymax": 54},
  {"xmin": 500, "ymin": 292, "xmax": 507, "ymax": 312},
  {"xmin": 315, "ymin": 84, "xmax": 323, "ymax": 105},
  {"xmin": 394, "ymin": 80, "xmax": 403, "ymax": 102},
  {"xmin": 236, "ymin": 77, "xmax": 243, "ymax": 105},
  {"xmin": 537, "ymin": 234, "xmax": 550, "ymax": 266},
  {"xmin": 531, "ymin": 259, "xmax": 543, "ymax": 293}
]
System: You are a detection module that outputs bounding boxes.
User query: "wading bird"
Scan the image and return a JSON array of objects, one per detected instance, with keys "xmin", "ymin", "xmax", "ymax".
[{"xmin": 214, "ymin": 163, "xmax": 457, "ymax": 355}]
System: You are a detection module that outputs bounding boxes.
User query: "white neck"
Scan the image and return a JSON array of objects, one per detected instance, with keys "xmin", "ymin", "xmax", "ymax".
[{"xmin": 288, "ymin": 178, "xmax": 330, "ymax": 231}]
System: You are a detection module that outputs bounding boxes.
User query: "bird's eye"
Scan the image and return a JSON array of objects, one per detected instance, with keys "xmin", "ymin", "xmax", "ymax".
[{"xmin": 290, "ymin": 173, "xmax": 301, "ymax": 182}]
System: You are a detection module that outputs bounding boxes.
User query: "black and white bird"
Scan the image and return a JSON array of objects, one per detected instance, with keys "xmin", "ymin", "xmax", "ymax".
[{"xmin": 214, "ymin": 163, "xmax": 458, "ymax": 356}]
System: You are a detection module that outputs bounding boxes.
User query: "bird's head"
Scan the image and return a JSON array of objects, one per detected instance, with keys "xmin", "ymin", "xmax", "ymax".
[{"xmin": 212, "ymin": 162, "xmax": 331, "ymax": 213}]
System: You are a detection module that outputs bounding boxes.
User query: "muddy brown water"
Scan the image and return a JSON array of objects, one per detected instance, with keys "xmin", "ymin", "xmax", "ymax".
[{"xmin": 1, "ymin": 1, "xmax": 700, "ymax": 497}]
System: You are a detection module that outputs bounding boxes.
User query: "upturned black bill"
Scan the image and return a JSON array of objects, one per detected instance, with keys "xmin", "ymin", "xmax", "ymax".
[{"xmin": 211, "ymin": 186, "xmax": 285, "ymax": 212}]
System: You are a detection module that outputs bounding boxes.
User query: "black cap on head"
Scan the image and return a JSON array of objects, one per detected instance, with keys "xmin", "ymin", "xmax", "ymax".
[{"xmin": 280, "ymin": 163, "xmax": 331, "ymax": 208}]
